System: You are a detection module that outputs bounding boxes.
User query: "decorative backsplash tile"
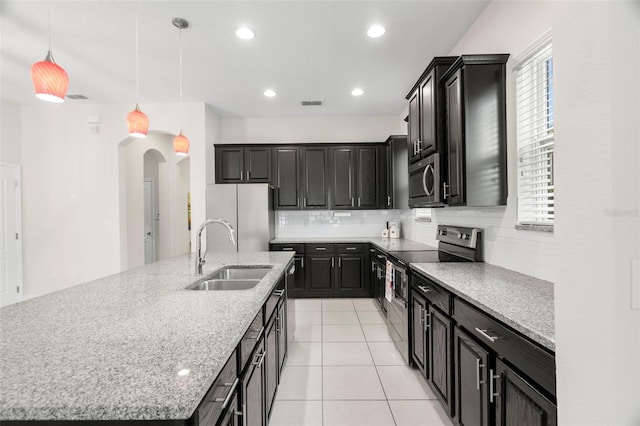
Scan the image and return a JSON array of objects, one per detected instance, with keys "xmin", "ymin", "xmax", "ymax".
[{"xmin": 276, "ymin": 210, "xmax": 401, "ymax": 238}]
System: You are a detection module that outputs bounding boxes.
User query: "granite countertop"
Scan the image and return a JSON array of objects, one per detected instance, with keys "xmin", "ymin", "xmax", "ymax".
[
  {"xmin": 411, "ymin": 263, "xmax": 555, "ymax": 351},
  {"xmin": 0, "ymin": 251, "xmax": 294, "ymax": 421},
  {"xmin": 271, "ymin": 237, "xmax": 437, "ymax": 252}
]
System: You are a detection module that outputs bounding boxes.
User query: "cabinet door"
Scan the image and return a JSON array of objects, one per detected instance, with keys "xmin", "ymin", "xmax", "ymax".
[
  {"xmin": 277, "ymin": 302, "xmax": 287, "ymax": 376},
  {"xmin": 411, "ymin": 290, "xmax": 428, "ymax": 377},
  {"xmin": 454, "ymin": 327, "xmax": 490, "ymax": 426},
  {"xmin": 420, "ymin": 71, "xmax": 436, "ymax": 155},
  {"xmin": 302, "ymin": 147, "xmax": 329, "ymax": 209},
  {"xmin": 242, "ymin": 345, "xmax": 265, "ymax": 426},
  {"xmin": 216, "ymin": 392, "xmax": 240, "ymax": 426},
  {"xmin": 336, "ymin": 254, "xmax": 365, "ymax": 293},
  {"xmin": 429, "ymin": 307, "xmax": 453, "ymax": 416},
  {"xmin": 216, "ymin": 147, "xmax": 244, "ymax": 183},
  {"xmin": 330, "ymin": 147, "xmax": 355, "ymax": 208},
  {"xmin": 273, "ymin": 147, "xmax": 301, "ymax": 210},
  {"xmin": 305, "ymin": 255, "xmax": 334, "ymax": 292},
  {"xmin": 245, "ymin": 147, "xmax": 272, "ymax": 182},
  {"xmin": 408, "ymin": 89, "xmax": 421, "ymax": 163},
  {"xmin": 445, "ymin": 69, "xmax": 465, "ymax": 206},
  {"xmin": 494, "ymin": 359, "xmax": 557, "ymax": 426},
  {"xmin": 264, "ymin": 316, "xmax": 278, "ymax": 418},
  {"xmin": 356, "ymin": 146, "xmax": 383, "ymax": 209},
  {"xmin": 287, "ymin": 255, "xmax": 305, "ymax": 297}
]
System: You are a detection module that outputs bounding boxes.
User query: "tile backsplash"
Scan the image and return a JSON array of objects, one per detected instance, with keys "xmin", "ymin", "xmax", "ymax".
[
  {"xmin": 276, "ymin": 206, "xmax": 554, "ymax": 283},
  {"xmin": 276, "ymin": 210, "xmax": 400, "ymax": 238}
]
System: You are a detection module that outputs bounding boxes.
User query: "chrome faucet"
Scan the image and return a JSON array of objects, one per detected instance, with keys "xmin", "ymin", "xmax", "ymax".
[{"xmin": 195, "ymin": 218, "xmax": 236, "ymax": 274}]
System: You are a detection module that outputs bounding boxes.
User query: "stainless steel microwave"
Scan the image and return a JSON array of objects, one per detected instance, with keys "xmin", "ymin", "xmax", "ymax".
[{"xmin": 408, "ymin": 153, "xmax": 443, "ymax": 207}]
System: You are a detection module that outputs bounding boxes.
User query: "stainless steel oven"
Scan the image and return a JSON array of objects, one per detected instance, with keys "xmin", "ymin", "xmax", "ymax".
[{"xmin": 408, "ymin": 153, "xmax": 443, "ymax": 207}]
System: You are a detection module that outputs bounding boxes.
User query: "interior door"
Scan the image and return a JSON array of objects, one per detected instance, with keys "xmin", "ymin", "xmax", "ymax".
[
  {"xmin": 143, "ymin": 180, "xmax": 156, "ymax": 264},
  {"xmin": 0, "ymin": 163, "xmax": 22, "ymax": 307}
]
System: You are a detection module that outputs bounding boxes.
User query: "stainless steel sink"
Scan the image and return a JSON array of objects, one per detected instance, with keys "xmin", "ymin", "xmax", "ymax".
[
  {"xmin": 208, "ymin": 266, "xmax": 272, "ymax": 280},
  {"xmin": 186, "ymin": 279, "xmax": 260, "ymax": 291}
]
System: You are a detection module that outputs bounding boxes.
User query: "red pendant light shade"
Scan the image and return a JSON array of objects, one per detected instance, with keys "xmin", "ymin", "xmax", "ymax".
[
  {"xmin": 173, "ymin": 131, "xmax": 190, "ymax": 156},
  {"xmin": 31, "ymin": 50, "xmax": 69, "ymax": 103},
  {"xmin": 127, "ymin": 104, "xmax": 149, "ymax": 138}
]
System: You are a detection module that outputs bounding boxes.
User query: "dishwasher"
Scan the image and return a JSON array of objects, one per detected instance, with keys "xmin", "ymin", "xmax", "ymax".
[{"xmin": 386, "ymin": 257, "xmax": 410, "ymax": 364}]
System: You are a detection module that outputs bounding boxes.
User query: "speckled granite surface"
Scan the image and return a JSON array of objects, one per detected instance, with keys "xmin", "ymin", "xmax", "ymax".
[
  {"xmin": 271, "ymin": 237, "xmax": 437, "ymax": 252},
  {"xmin": 0, "ymin": 251, "xmax": 294, "ymax": 421},
  {"xmin": 411, "ymin": 263, "xmax": 555, "ymax": 351}
]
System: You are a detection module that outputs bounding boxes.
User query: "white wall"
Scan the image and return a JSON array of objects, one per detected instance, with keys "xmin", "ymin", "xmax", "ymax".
[
  {"xmin": 553, "ymin": 1, "xmax": 640, "ymax": 425},
  {"xmin": 399, "ymin": 0, "xmax": 554, "ymax": 282},
  {"xmin": 0, "ymin": 100, "xmax": 22, "ymax": 164},
  {"xmin": 18, "ymin": 101, "xmax": 210, "ymax": 297},
  {"xmin": 219, "ymin": 115, "xmax": 405, "ymax": 144}
]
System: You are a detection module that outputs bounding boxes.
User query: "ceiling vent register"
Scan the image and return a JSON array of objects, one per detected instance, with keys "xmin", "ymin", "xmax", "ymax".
[{"xmin": 301, "ymin": 101, "xmax": 323, "ymax": 106}]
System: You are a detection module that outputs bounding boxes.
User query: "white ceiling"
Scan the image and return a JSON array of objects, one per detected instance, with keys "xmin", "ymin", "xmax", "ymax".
[{"xmin": 1, "ymin": 1, "xmax": 489, "ymax": 118}]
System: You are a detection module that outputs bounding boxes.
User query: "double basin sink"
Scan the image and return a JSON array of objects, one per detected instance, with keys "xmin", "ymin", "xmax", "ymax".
[{"xmin": 186, "ymin": 265, "xmax": 273, "ymax": 291}]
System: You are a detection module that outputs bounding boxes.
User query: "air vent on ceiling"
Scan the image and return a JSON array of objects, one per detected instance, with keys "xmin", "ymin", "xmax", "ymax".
[
  {"xmin": 301, "ymin": 100, "xmax": 322, "ymax": 106},
  {"xmin": 66, "ymin": 94, "xmax": 88, "ymax": 100}
]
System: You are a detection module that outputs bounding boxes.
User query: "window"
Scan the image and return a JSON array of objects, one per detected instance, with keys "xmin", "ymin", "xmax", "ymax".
[{"xmin": 516, "ymin": 35, "xmax": 554, "ymax": 227}]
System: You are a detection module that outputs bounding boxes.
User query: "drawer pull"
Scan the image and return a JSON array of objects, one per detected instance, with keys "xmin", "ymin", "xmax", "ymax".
[
  {"xmin": 274, "ymin": 290, "xmax": 285, "ymax": 296},
  {"xmin": 315, "ymin": 247, "xmax": 327, "ymax": 251},
  {"xmin": 214, "ymin": 378, "xmax": 239, "ymax": 409},
  {"xmin": 418, "ymin": 286, "xmax": 431, "ymax": 293},
  {"xmin": 248, "ymin": 327, "xmax": 264, "ymax": 342},
  {"xmin": 282, "ymin": 247, "xmax": 294, "ymax": 251},
  {"xmin": 475, "ymin": 327, "xmax": 499, "ymax": 343},
  {"xmin": 345, "ymin": 247, "xmax": 357, "ymax": 250},
  {"xmin": 252, "ymin": 351, "xmax": 266, "ymax": 368}
]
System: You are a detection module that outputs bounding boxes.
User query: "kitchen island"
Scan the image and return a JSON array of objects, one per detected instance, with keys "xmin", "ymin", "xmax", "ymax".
[{"xmin": 0, "ymin": 251, "xmax": 294, "ymax": 423}]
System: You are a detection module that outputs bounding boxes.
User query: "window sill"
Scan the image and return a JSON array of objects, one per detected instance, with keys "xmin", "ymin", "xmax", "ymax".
[{"xmin": 515, "ymin": 223, "xmax": 553, "ymax": 233}]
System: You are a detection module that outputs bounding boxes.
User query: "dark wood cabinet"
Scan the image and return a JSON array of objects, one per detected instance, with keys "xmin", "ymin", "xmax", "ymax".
[
  {"xmin": 216, "ymin": 391, "xmax": 241, "ymax": 426},
  {"xmin": 269, "ymin": 244, "xmax": 305, "ymax": 298},
  {"xmin": 442, "ymin": 54, "xmax": 509, "ymax": 207},
  {"xmin": 241, "ymin": 339, "xmax": 265, "ymax": 426},
  {"xmin": 494, "ymin": 359, "xmax": 557, "ymax": 426},
  {"xmin": 273, "ymin": 146, "xmax": 302, "ymax": 210},
  {"xmin": 429, "ymin": 307, "xmax": 453, "ymax": 416},
  {"xmin": 356, "ymin": 146, "xmax": 386, "ymax": 208},
  {"xmin": 329, "ymin": 146, "xmax": 356, "ymax": 209},
  {"xmin": 301, "ymin": 147, "xmax": 329, "ymax": 209},
  {"xmin": 276, "ymin": 300, "xmax": 287, "ymax": 375},
  {"xmin": 454, "ymin": 326, "xmax": 490, "ymax": 426},
  {"xmin": 411, "ymin": 290, "xmax": 428, "ymax": 376},
  {"xmin": 306, "ymin": 254, "xmax": 334, "ymax": 293},
  {"xmin": 264, "ymin": 314, "xmax": 278, "ymax": 418},
  {"xmin": 336, "ymin": 254, "xmax": 365, "ymax": 293},
  {"xmin": 406, "ymin": 57, "xmax": 457, "ymax": 164},
  {"xmin": 215, "ymin": 146, "xmax": 271, "ymax": 183}
]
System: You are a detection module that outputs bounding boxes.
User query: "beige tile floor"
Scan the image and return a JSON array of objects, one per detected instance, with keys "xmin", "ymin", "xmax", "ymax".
[{"xmin": 269, "ymin": 298, "xmax": 453, "ymax": 426}]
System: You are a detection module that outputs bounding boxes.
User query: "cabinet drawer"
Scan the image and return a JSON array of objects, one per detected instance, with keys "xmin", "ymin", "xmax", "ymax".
[
  {"xmin": 265, "ymin": 283, "xmax": 285, "ymax": 323},
  {"xmin": 414, "ymin": 276, "xmax": 452, "ymax": 315},
  {"xmin": 454, "ymin": 298, "xmax": 556, "ymax": 398},
  {"xmin": 306, "ymin": 243, "xmax": 336, "ymax": 253},
  {"xmin": 270, "ymin": 243, "xmax": 305, "ymax": 254},
  {"xmin": 239, "ymin": 310, "xmax": 264, "ymax": 373},
  {"xmin": 197, "ymin": 349, "xmax": 238, "ymax": 426},
  {"xmin": 337, "ymin": 243, "xmax": 367, "ymax": 254}
]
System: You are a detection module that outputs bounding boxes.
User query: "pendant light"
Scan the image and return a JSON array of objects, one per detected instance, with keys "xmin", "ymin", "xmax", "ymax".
[
  {"xmin": 31, "ymin": 0, "xmax": 69, "ymax": 103},
  {"xmin": 172, "ymin": 17, "xmax": 189, "ymax": 156},
  {"xmin": 127, "ymin": 7, "xmax": 149, "ymax": 138}
]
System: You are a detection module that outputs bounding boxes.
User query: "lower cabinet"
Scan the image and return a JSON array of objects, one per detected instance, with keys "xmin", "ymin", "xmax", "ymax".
[
  {"xmin": 242, "ymin": 341, "xmax": 266, "ymax": 426},
  {"xmin": 264, "ymin": 313, "xmax": 278, "ymax": 418},
  {"xmin": 197, "ymin": 349, "xmax": 240, "ymax": 426},
  {"xmin": 306, "ymin": 253, "xmax": 335, "ymax": 293},
  {"xmin": 411, "ymin": 290, "xmax": 428, "ymax": 376},
  {"xmin": 217, "ymin": 391, "xmax": 241, "ymax": 426},
  {"xmin": 454, "ymin": 326, "xmax": 490, "ymax": 426}
]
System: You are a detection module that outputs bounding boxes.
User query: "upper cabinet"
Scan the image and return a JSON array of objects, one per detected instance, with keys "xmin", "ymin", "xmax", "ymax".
[
  {"xmin": 301, "ymin": 147, "xmax": 329, "ymax": 209},
  {"xmin": 442, "ymin": 54, "xmax": 509, "ymax": 207},
  {"xmin": 215, "ymin": 145, "xmax": 272, "ymax": 183},
  {"xmin": 406, "ymin": 57, "xmax": 457, "ymax": 164},
  {"xmin": 273, "ymin": 146, "xmax": 302, "ymax": 210}
]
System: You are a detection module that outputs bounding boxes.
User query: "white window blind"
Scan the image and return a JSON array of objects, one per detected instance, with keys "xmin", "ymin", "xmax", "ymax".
[{"xmin": 516, "ymin": 36, "xmax": 554, "ymax": 225}]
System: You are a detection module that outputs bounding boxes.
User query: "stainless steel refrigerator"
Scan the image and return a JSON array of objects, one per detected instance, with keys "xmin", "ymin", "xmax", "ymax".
[{"xmin": 206, "ymin": 184, "xmax": 275, "ymax": 253}]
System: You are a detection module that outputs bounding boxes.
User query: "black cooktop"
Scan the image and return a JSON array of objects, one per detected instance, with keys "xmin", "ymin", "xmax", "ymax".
[{"xmin": 386, "ymin": 250, "xmax": 441, "ymax": 266}]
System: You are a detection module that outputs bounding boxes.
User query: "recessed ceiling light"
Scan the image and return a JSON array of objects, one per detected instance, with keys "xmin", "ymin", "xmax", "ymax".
[
  {"xmin": 367, "ymin": 25, "xmax": 386, "ymax": 38},
  {"xmin": 264, "ymin": 89, "xmax": 276, "ymax": 97},
  {"xmin": 236, "ymin": 27, "xmax": 255, "ymax": 40},
  {"xmin": 351, "ymin": 88, "xmax": 364, "ymax": 96}
]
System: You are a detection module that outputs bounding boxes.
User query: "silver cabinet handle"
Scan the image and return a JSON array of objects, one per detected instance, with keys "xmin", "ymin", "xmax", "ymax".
[
  {"xmin": 282, "ymin": 247, "xmax": 294, "ymax": 251},
  {"xmin": 301, "ymin": 257, "xmax": 304, "ymax": 268},
  {"xmin": 475, "ymin": 359, "xmax": 486, "ymax": 390},
  {"xmin": 303, "ymin": 198, "xmax": 307, "ymax": 207},
  {"xmin": 297, "ymin": 197, "xmax": 300, "ymax": 207},
  {"xmin": 387, "ymin": 195, "xmax": 392, "ymax": 207},
  {"xmin": 417, "ymin": 139, "xmax": 422, "ymax": 152},
  {"xmin": 443, "ymin": 182, "xmax": 449, "ymax": 199},
  {"xmin": 475, "ymin": 327, "xmax": 499, "ymax": 343},
  {"xmin": 419, "ymin": 307, "xmax": 425, "ymax": 326},
  {"xmin": 246, "ymin": 170, "xmax": 250, "ymax": 180},
  {"xmin": 248, "ymin": 327, "xmax": 264, "ymax": 342},
  {"xmin": 358, "ymin": 197, "xmax": 361, "ymax": 207},
  {"xmin": 423, "ymin": 311, "xmax": 431, "ymax": 332},
  {"xmin": 351, "ymin": 198, "xmax": 355, "ymax": 207},
  {"xmin": 214, "ymin": 377, "xmax": 240, "ymax": 409},
  {"xmin": 276, "ymin": 314, "xmax": 281, "ymax": 332},
  {"xmin": 345, "ymin": 247, "xmax": 357, "ymax": 251},
  {"xmin": 315, "ymin": 247, "xmax": 326, "ymax": 251},
  {"xmin": 274, "ymin": 290, "xmax": 285, "ymax": 297},
  {"xmin": 331, "ymin": 257, "xmax": 335, "ymax": 268},
  {"xmin": 371, "ymin": 261, "xmax": 376, "ymax": 272},
  {"xmin": 252, "ymin": 351, "xmax": 266, "ymax": 368},
  {"xmin": 489, "ymin": 369, "xmax": 500, "ymax": 403},
  {"xmin": 418, "ymin": 285, "xmax": 431, "ymax": 293},
  {"xmin": 338, "ymin": 257, "xmax": 342, "ymax": 267}
]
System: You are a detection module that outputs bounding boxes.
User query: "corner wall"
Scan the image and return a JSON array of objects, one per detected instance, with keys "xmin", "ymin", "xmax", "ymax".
[{"xmin": 1, "ymin": 100, "xmax": 22, "ymax": 164}]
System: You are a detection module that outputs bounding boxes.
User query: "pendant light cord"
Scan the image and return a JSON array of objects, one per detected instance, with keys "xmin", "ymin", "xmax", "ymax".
[
  {"xmin": 48, "ymin": 0, "xmax": 52, "ymax": 53},
  {"xmin": 135, "ymin": 5, "xmax": 140, "ymax": 105},
  {"xmin": 178, "ymin": 27, "xmax": 183, "ymax": 130}
]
